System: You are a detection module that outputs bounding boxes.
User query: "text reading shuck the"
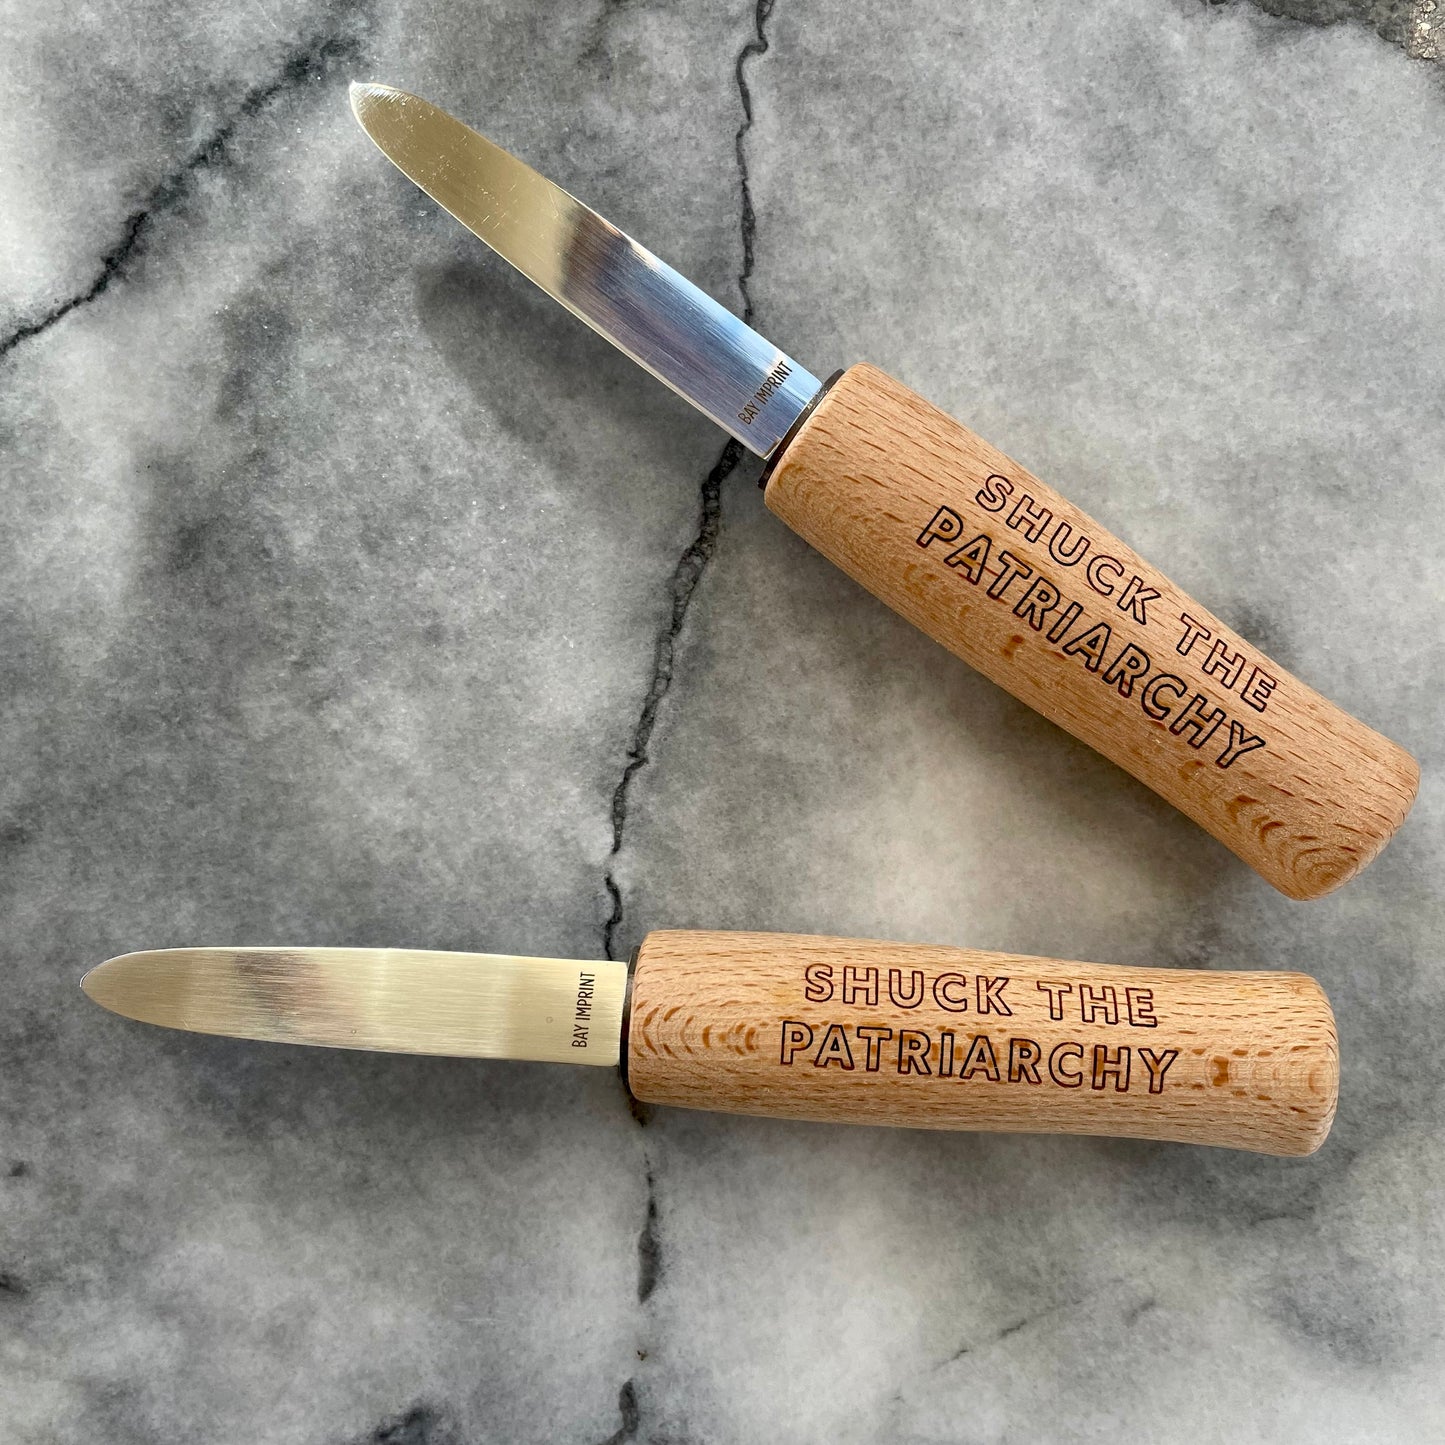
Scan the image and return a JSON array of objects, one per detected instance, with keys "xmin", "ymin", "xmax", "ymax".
[
  {"xmin": 737, "ymin": 361, "xmax": 793, "ymax": 427},
  {"xmin": 915, "ymin": 476, "xmax": 1279, "ymax": 771},
  {"xmin": 571, "ymin": 971, "xmax": 595, "ymax": 1049}
]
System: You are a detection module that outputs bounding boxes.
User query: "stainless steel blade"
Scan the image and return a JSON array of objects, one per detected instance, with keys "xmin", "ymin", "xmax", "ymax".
[
  {"xmin": 349, "ymin": 82, "xmax": 822, "ymax": 455},
  {"xmin": 82, "ymin": 948, "xmax": 628, "ymax": 1066}
]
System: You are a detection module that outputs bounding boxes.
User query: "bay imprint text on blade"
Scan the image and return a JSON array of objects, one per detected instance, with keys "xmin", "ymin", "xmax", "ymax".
[
  {"xmin": 572, "ymin": 970, "xmax": 597, "ymax": 1049},
  {"xmin": 737, "ymin": 359, "xmax": 794, "ymax": 427}
]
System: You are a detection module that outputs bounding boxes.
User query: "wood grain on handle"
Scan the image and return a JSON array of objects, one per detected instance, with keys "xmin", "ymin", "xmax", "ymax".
[
  {"xmin": 763, "ymin": 365, "xmax": 1418, "ymax": 899},
  {"xmin": 626, "ymin": 931, "xmax": 1338, "ymax": 1156}
]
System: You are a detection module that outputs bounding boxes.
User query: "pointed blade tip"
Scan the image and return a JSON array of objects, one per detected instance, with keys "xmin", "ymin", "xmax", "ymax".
[
  {"xmin": 80, "ymin": 952, "xmax": 115, "ymax": 1000},
  {"xmin": 348, "ymin": 80, "xmax": 401, "ymax": 127},
  {"xmin": 80, "ymin": 949, "xmax": 148, "ymax": 1014}
]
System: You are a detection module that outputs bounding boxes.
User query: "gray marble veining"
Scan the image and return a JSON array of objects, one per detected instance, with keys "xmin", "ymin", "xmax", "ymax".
[{"xmin": 1, "ymin": 1, "xmax": 1442, "ymax": 1441}]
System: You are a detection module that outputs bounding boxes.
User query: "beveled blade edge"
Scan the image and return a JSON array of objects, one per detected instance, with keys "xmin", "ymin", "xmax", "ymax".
[
  {"xmin": 349, "ymin": 82, "xmax": 823, "ymax": 455},
  {"xmin": 83, "ymin": 948, "xmax": 626, "ymax": 1067}
]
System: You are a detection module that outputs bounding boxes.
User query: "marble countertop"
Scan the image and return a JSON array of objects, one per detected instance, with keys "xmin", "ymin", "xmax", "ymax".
[{"xmin": 2, "ymin": 1, "xmax": 1442, "ymax": 1440}]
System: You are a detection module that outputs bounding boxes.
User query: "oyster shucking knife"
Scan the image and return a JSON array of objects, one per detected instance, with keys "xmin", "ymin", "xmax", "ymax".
[
  {"xmin": 348, "ymin": 84, "xmax": 1418, "ymax": 900},
  {"xmin": 84, "ymin": 931, "xmax": 1338, "ymax": 1155}
]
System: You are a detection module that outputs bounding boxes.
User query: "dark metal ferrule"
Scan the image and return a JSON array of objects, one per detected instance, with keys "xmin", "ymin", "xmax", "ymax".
[{"xmin": 758, "ymin": 369, "xmax": 844, "ymax": 488}]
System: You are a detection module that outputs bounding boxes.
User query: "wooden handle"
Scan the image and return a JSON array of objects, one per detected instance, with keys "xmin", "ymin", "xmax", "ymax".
[
  {"xmin": 763, "ymin": 365, "xmax": 1418, "ymax": 899},
  {"xmin": 626, "ymin": 931, "xmax": 1337, "ymax": 1155}
]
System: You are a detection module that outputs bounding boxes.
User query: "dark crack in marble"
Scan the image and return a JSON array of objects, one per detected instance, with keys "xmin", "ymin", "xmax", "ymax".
[
  {"xmin": 1210, "ymin": 0, "xmax": 1445, "ymax": 59},
  {"xmin": 600, "ymin": 0, "xmax": 780, "ymax": 964},
  {"xmin": 350, "ymin": 1405, "xmax": 465, "ymax": 1445},
  {"xmin": 596, "ymin": 1380, "xmax": 642, "ymax": 1445},
  {"xmin": 0, "ymin": 3, "xmax": 371, "ymax": 361}
]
